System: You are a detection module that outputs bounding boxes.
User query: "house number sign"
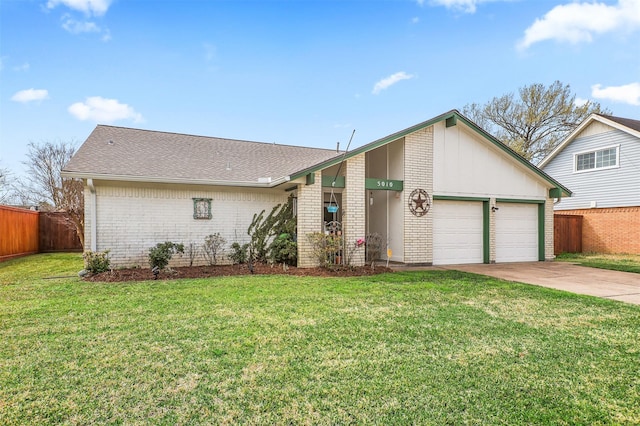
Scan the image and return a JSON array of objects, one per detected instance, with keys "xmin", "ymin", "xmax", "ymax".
[
  {"xmin": 379, "ymin": 180, "xmax": 394, "ymax": 188},
  {"xmin": 365, "ymin": 178, "xmax": 403, "ymax": 191},
  {"xmin": 408, "ymin": 189, "xmax": 431, "ymax": 217}
]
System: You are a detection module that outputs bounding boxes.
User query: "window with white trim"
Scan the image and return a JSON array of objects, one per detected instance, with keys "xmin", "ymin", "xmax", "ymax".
[{"xmin": 574, "ymin": 146, "xmax": 619, "ymax": 172}]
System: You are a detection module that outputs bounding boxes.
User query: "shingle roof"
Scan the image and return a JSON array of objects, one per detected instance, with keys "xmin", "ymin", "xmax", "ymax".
[
  {"xmin": 63, "ymin": 125, "xmax": 342, "ymax": 185},
  {"xmin": 599, "ymin": 114, "xmax": 640, "ymax": 133}
]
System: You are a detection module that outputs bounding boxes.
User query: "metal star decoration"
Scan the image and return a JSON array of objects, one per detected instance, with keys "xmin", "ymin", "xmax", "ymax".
[{"xmin": 408, "ymin": 189, "xmax": 431, "ymax": 217}]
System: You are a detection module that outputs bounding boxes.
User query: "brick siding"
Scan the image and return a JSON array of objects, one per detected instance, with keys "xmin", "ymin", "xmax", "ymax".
[
  {"xmin": 343, "ymin": 154, "xmax": 366, "ymax": 266},
  {"xmin": 296, "ymin": 172, "xmax": 323, "ymax": 267},
  {"xmin": 403, "ymin": 127, "xmax": 434, "ymax": 264},
  {"xmin": 544, "ymin": 199, "xmax": 554, "ymax": 260},
  {"xmin": 89, "ymin": 183, "xmax": 286, "ymax": 268},
  {"xmin": 555, "ymin": 207, "xmax": 640, "ymax": 254}
]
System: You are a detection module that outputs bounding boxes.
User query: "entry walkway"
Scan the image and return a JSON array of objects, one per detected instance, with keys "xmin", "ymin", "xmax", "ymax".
[{"xmin": 392, "ymin": 262, "xmax": 640, "ymax": 305}]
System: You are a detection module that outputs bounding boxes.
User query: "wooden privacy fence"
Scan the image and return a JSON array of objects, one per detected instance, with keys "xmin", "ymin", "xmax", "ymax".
[
  {"xmin": 554, "ymin": 214, "xmax": 583, "ymax": 255},
  {"xmin": 39, "ymin": 212, "xmax": 82, "ymax": 253},
  {"xmin": 0, "ymin": 205, "xmax": 39, "ymax": 261},
  {"xmin": 0, "ymin": 206, "xmax": 82, "ymax": 261}
]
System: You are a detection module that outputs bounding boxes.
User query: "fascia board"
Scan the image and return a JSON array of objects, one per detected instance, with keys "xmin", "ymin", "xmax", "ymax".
[
  {"xmin": 60, "ymin": 171, "xmax": 290, "ymax": 188},
  {"xmin": 289, "ymin": 110, "xmax": 458, "ymax": 181},
  {"xmin": 448, "ymin": 114, "xmax": 573, "ymax": 197},
  {"xmin": 538, "ymin": 114, "xmax": 598, "ymax": 168},
  {"xmin": 288, "ymin": 109, "xmax": 571, "ymax": 197},
  {"xmin": 539, "ymin": 114, "xmax": 640, "ymax": 169}
]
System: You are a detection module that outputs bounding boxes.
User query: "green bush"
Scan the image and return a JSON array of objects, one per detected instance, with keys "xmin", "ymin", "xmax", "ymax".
[
  {"xmin": 148, "ymin": 242, "xmax": 184, "ymax": 270},
  {"xmin": 83, "ymin": 250, "xmax": 111, "ymax": 273},
  {"xmin": 270, "ymin": 233, "xmax": 297, "ymax": 266},
  {"xmin": 229, "ymin": 242, "xmax": 249, "ymax": 265},
  {"xmin": 247, "ymin": 195, "xmax": 297, "ymax": 264}
]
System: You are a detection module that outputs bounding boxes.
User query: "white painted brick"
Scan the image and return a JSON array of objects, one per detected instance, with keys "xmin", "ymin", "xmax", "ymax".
[
  {"xmin": 403, "ymin": 127, "xmax": 434, "ymax": 264},
  {"xmin": 91, "ymin": 182, "xmax": 286, "ymax": 268}
]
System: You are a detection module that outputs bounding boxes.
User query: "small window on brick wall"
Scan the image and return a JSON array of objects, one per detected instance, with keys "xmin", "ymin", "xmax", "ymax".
[{"xmin": 193, "ymin": 198, "xmax": 212, "ymax": 219}]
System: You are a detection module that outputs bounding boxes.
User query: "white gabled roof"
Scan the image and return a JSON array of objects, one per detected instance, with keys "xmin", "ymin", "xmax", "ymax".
[{"xmin": 539, "ymin": 113, "xmax": 640, "ymax": 168}]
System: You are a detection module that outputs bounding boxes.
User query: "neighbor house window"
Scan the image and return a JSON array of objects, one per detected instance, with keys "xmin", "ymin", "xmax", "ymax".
[
  {"xmin": 193, "ymin": 198, "xmax": 212, "ymax": 219},
  {"xmin": 575, "ymin": 146, "xmax": 619, "ymax": 172}
]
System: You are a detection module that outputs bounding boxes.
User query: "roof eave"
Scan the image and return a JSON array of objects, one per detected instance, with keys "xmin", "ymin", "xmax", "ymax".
[
  {"xmin": 289, "ymin": 110, "xmax": 572, "ymax": 197},
  {"xmin": 538, "ymin": 113, "xmax": 599, "ymax": 168},
  {"xmin": 289, "ymin": 110, "xmax": 458, "ymax": 181},
  {"xmin": 539, "ymin": 113, "xmax": 640, "ymax": 168},
  {"xmin": 454, "ymin": 113, "xmax": 572, "ymax": 197},
  {"xmin": 61, "ymin": 170, "xmax": 291, "ymax": 188}
]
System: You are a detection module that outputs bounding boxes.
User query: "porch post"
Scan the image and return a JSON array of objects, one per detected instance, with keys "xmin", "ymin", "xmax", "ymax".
[
  {"xmin": 403, "ymin": 126, "xmax": 433, "ymax": 264},
  {"xmin": 343, "ymin": 154, "xmax": 366, "ymax": 266},
  {"xmin": 297, "ymin": 172, "xmax": 323, "ymax": 268}
]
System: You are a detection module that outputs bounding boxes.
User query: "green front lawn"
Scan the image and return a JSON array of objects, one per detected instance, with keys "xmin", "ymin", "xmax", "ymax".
[
  {"xmin": 556, "ymin": 252, "xmax": 640, "ymax": 274},
  {"xmin": 2, "ymin": 254, "xmax": 640, "ymax": 424}
]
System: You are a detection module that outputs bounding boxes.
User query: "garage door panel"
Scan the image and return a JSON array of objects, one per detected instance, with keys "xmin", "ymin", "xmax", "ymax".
[
  {"xmin": 433, "ymin": 200, "xmax": 484, "ymax": 265},
  {"xmin": 495, "ymin": 203, "xmax": 538, "ymax": 262}
]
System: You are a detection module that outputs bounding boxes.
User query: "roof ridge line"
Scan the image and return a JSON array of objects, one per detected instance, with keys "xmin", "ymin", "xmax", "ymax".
[{"xmin": 96, "ymin": 124, "xmax": 339, "ymax": 152}]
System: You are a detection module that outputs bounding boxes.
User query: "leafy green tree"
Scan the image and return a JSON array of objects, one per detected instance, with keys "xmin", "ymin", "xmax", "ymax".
[{"xmin": 463, "ymin": 81, "xmax": 609, "ymax": 163}]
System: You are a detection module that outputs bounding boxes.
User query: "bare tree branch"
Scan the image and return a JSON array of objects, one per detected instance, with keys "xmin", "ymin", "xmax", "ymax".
[
  {"xmin": 20, "ymin": 141, "xmax": 85, "ymax": 248},
  {"xmin": 463, "ymin": 81, "xmax": 610, "ymax": 163}
]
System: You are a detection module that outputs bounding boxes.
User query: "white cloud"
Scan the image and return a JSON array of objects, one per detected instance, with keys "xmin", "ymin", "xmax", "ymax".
[
  {"xmin": 68, "ymin": 96, "xmax": 143, "ymax": 123},
  {"xmin": 47, "ymin": 0, "xmax": 112, "ymax": 16},
  {"xmin": 13, "ymin": 63, "xmax": 30, "ymax": 72},
  {"xmin": 591, "ymin": 82, "xmax": 640, "ymax": 106},
  {"xmin": 518, "ymin": 0, "xmax": 640, "ymax": 50},
  {"xmin": 372, "ymin": 72, "xmax": 414, "ymax": 95},
  {"xmin": 411, "ymin": 17, "xmax": 420, "ymax": 24},
  {"xmin": 60, "ymin": 14, "xmax": 110, "ymax": 40},
  {"xmin": 427, "ymin": 0, "xmax": 502, "ymax": 14},
  {"xmin": 62, "ymin": 16, "xmax": 100, "ymax": 34},
  {"xmin": 11, "ymin": 89, "xmax": 49, "ymax": 103}
]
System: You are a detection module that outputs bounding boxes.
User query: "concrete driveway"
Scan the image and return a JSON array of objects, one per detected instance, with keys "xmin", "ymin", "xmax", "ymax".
[{"xmin": 440, "ymin": 262, "xmax": 640, "ymax": 305}]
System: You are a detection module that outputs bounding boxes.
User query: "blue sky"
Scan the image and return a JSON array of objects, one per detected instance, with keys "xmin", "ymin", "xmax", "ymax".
[{"xmin": 1, "ymin": 0, "xmax": 639, "ymax": 177}]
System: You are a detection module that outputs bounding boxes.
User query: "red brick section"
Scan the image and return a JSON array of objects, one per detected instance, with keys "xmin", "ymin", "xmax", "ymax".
[{"xmin": 555, "ymin": 207, "xmax": 640, "ymax": 254}]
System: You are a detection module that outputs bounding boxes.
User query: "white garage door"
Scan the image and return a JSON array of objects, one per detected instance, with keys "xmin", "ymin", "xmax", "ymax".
[
  {"xmin": 433, "ymin": 200, "xmax": 484, "ymax": 265},
  {"xmin": 495, "ymin": 203, "xmax": 538, "ymax": 262}
]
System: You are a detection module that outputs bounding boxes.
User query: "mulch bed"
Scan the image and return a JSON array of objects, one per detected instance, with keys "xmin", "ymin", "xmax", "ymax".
[{"xmin": 85, "ymin": 263, "xmax": 393, "ymax": 282}]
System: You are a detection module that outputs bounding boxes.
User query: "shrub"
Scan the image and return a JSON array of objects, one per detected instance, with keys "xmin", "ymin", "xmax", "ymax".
[
  {"xmin": 229, "ymin": 242, "xmax": 249, "ymax": 265},
  {"xmin": 83, "ymin": 250, "xmax": 111, "ymax": 273},
  {"xmin": 247, "ymin": 195, "xmax": 297, "ymax": 264},
  {"xmin": 148, "ymin": 241, "xmax": 184, "ymax": 270},
  {"xmin": 202, "ymin": 233, "xmax": 226, "ymax": 266},
  {"xmin": 307, "ymin": 232, "xmax": 342, "ymax": 269},
  {"xmin": 270, "ymin": 233, "xmax": 297, "ymax": 266}
]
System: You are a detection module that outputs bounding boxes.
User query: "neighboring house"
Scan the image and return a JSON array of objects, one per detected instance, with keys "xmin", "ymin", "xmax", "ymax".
[
  {"xmin": 62, "ymin": 110, "xmax": 570, "ymax": 268},
  {"xmin": 540, "ymin": 114, "xmax": 640, "ymax": 254}
]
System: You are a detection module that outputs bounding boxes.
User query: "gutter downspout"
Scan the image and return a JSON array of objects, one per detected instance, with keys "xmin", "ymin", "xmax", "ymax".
[{"xmin": 87, "ymin": 178, "xmax": 97, "ymax": 252}]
